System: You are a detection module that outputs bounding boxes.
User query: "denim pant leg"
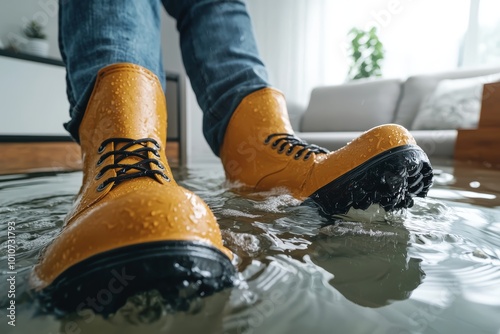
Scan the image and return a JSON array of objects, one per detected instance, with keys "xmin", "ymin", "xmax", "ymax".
[
  {"xmin": 59, "ymin": 0, "xmax": 165, "ymax": 142},
  {"xmin": 162, "ymin": 0, "xmax": 270, "ymax": 156}
]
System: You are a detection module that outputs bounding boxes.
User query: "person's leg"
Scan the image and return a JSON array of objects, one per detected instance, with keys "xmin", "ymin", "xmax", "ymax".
[
  {"xmin": 162, "ymin": 0, "xmax": 269, "ymax": 156},
  {"xmin": 164, "ymin": 0, "xmax": 433, "ymax": 215},
  {"xmin": 31, "ymin": 0, "xmax": 236, "ymax": 313},
  {"xmin": 59, "ymin": 0, "xmax": 165, "ymax": 142}
]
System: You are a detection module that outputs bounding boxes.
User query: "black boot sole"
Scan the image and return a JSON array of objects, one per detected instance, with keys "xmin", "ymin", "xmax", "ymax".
[
  {"xmin": 34, "ymin": 241, "xmax": 237, "ymax": 316},
  {"xmin": 308, "ymin": 145, "xmax": 433, "ymax": 216}
]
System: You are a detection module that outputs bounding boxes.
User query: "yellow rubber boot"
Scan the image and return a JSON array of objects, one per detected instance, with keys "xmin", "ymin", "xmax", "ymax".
[
  {"xmin": 30, "ymin": 63, "xmax": 235, "ymax": 314},
  {"xmin": 220, "ymin": 88, "xmax": 433, "ymax": 215}
]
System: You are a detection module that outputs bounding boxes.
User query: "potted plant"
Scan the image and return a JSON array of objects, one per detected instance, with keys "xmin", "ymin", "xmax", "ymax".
[
  {"xmin": 23, "ymin": 20, "xmax": 49, "ymax": 57},
  {"xmin": 347, "ymin": 27, "xmax": 385, "ymax": 81}
]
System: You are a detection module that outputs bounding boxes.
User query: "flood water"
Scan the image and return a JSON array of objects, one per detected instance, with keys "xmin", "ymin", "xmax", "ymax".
[{"xmin": 1, "ymin": 161, "xmax": 500, "ymax": 334}]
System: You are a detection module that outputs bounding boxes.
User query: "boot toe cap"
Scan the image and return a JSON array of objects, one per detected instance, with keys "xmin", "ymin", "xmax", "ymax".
[{"xmin": 31, "ymin": 185, "xmax": 229, "ymax": 290}]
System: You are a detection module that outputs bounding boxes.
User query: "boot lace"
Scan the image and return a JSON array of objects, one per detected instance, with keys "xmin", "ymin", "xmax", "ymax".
[
  {"xmin": 264, "ymin": 133, "xmax": 329, "ymax": 161},
  {"xmin": 95, "ymin": 137, "xmax": 169, "ymax": 191}
]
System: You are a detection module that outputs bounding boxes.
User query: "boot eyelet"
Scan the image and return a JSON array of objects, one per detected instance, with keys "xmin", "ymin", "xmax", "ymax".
[
  {"xmin": 153, "ymin": 150, "xmax": 161, "ymax": 158},
  {"xmin": 286, "ymin": 149, "xmax": 294, "ymax": 156},
  {"xmin": 277, "ymin": 147, "xmax": 285, "ymax": 154},
  {"xmin": 264, "ymin": 138, "xmax": 270, "ymax": 145},
  {"xmin": 304, "ymin": 154, "xmax": 312, "ymax": 161},
  {"xmin": 95, "ymin": 171, "xmax": 103, "ymax": 180},
  {"xmin": 96, "ymin": 157, "xmax": 104, "ymax": 166},
  {"xmin": 271, "ymin": 142, "xmax": 278, "ymax": 149},
  {"xmin": 294, "ymin": 154, "xmax": 302, "ymax": 160},
  {"xmin": 97, "ymin": 145, "xmax": 105, "ymax": 154},
  {"xmin": 96, "ymin": 183, "xmax": 106, "ymax": 192},
  {"xmin": 158, "ymin": 163, "xmax": 165, "ymax": 170},
  {"xmin": 161, "ymin": 173, "xmax": 170, "ymax": 181}
]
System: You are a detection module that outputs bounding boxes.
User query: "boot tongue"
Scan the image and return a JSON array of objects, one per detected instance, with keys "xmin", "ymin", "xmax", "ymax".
[{"xmin": 79, "ymin": 64, "xmax": 168, "ymax": 161}]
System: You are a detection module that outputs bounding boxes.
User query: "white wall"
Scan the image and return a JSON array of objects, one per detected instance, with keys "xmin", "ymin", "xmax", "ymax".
[
  {"xmin": 0, "ymin": 57, "xmax": 69, "ymax": 135},
  {"xmin": 0, "ymin": 1, "xmax": 66, "ymax": 136}
]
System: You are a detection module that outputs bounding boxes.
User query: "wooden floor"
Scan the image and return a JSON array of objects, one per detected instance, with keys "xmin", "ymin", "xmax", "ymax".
[{"xmin": 0, "ymin": 141, "xmax": 179, "ymax": 175}]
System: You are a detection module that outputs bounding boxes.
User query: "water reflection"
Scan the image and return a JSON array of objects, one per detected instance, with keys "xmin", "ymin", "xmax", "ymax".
[
  {"xmin": 55, "ymin": 291, "xmax": 230, "ymax": 334},
  {"xmin": 309, "ymin": 220, "xmax": 424, "ymax": 308},
  {"xmin": 432, "ymin": 161, "xmax": 500, "ymax": 208}
]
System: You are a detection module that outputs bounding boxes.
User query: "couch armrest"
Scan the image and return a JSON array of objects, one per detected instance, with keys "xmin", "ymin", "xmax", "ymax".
[{"xmin": 300, "ymin": 78, "xmax": 402, "ymax": 132}]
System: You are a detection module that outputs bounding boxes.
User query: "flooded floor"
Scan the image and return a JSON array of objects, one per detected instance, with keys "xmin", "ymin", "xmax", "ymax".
[{"xmin": 1, "ymin": 160, "xmax": 500, "ymax": 334}]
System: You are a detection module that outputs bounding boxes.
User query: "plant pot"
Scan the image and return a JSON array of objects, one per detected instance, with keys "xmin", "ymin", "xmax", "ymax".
[{"xmin": 24, "ymin": 38, "xmax": 49, "ymax": 57}]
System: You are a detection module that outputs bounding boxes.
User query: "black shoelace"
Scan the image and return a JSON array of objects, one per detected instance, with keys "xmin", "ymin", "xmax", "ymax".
[
  {"xmin": 95, "ymin": 137, "xmax": 169, "ymax": 191},
  {"xmin": 264, "ymin": 133, "xmax": 329, "ymax": 160}
]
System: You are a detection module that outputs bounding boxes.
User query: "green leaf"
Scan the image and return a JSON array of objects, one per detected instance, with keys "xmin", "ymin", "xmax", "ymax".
[{"xmin": 346, "ymin": 26, "xmax": 385, "ymax": 80}]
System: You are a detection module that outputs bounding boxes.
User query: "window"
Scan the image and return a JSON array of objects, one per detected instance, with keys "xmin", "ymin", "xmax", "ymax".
[
  {"xmin": 476, "ymin": 0, "xmax": 500, "ymax": 66},
  {"xmin": 462, "ymin": 0, "xmax": 500, "ymax": 67}
]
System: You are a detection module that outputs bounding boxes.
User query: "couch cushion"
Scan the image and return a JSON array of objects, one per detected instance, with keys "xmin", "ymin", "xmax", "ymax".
[
  {"xmin": 411, "ymin": 73, "xmax": 500, "ymax": 130},
  {"xmin": 300, "ymin": 78, "xmax": 402, "ymax": 132},
  {"xmin": 297, "ymin": 130, "xmax": 457, "ymax": 159},
  {"xmin": 395, "ymin": 66, "xmax": 500, "ymax": 128}
]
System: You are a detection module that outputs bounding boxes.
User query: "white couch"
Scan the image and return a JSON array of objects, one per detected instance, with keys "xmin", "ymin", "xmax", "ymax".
[{"xmin": 290, "ymin": 66, "xmax": 500, "ymax": 159}]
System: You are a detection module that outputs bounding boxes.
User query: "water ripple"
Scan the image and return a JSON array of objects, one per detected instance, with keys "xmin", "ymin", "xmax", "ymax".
[{"xmin": 1, "ymin": 165, "xmax": 500, "ymax": 333}]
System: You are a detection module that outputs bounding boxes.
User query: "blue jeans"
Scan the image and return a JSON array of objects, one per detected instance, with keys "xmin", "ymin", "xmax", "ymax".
[{"xmin": 59, "ymin": 0, "xmax": 269, "ymax": 156}]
